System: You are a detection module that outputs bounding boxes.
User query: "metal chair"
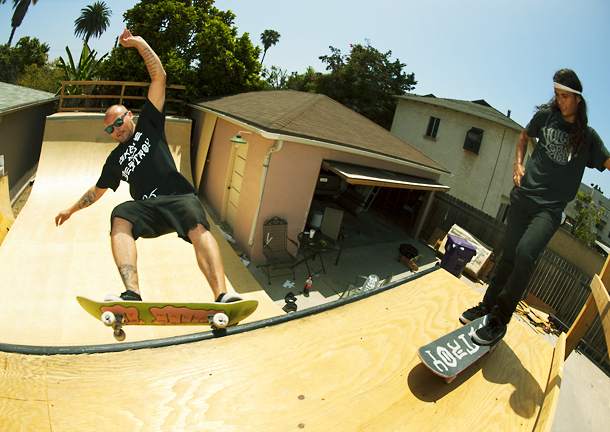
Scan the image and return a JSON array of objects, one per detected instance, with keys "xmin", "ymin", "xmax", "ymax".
[
  {"xmin": 258, "ymin": 217, "xmax": 299, "ymax": 285},
  {"xmin": 340, "ymin": 273, "xmax": 393, "ymax": 299}
]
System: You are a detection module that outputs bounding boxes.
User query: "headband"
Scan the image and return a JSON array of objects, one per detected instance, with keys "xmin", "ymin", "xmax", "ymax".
[{"xmin": 554, "ymin": 82, "xmax": 582, "ymax": 95}]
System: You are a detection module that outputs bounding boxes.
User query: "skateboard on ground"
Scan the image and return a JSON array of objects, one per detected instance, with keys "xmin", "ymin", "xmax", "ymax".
[
  {"xmin": 77, "ymin": 296, "xmax": 259, "ymax": 341},
  {"xmin": 417, "ymin": 315, "xmax": 506, "ymax": 383}
]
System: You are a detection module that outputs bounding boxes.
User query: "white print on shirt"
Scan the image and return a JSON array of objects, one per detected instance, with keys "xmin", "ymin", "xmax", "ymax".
[
  {"xmin": 120, "ymin": 137, "xmax": 151, "ymax": 181},
  {"xmin": 541, "ymin": 126, "xmax": 570, "ymax": 164},
  {"xmin": 142, "ymin": 188, "xmax": 157, "ymax": 200}
]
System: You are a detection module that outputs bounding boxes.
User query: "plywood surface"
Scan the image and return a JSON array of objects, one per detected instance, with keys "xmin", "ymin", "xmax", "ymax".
[
  {"xmin": 0, "ymin": 270, "xmax": 555, "ymax": 431},
  {"xmin": 0, "ymin": 174, "xmax": 15, "ymax": 245},
  {"xmin": 0, "ymin": 124, "xmax": 281, "ymax": 347}
]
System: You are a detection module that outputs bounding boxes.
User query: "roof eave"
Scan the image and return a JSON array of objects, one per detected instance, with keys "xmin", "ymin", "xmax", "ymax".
[{"xmin": 393, "ymin": 94, "xmax": 523, "ymax": 133}]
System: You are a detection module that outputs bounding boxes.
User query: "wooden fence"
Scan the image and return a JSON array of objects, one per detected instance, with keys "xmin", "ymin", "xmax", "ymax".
[
  {"xmin": 528, "ymin": 249, "xmax": 609, "ymax": 372},
  {"xmin": 423, "ymin": 192, "xmax": 506, "ymax": 253},
  {"xmin": 423, "ymin": 192, "xmax": 609, "ymax": 373},
  {"xmin": 58, "ymin": 81, "xmax": 187, "ymax": 114}
]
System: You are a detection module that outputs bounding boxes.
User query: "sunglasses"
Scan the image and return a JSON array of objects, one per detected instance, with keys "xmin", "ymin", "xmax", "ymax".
[{"xmin": 104, "ymin": 111, "xmax": 129, "ymax": 134}]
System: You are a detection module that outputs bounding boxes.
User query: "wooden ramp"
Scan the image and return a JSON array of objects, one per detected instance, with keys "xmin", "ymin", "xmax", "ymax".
[
  {"xmin": 4, "ymin": 113, "xmax": 606, "ymax": 430},
  {"xmin": 0, "ymin": 114, "xmax": 282, "ymax": 347},
  {"xmin": 1, "ymin": 269, "xmax": 561, "ymax": 431}
]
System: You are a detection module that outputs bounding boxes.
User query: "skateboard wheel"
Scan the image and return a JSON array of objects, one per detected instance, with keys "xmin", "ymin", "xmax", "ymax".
[
  {"xmin": 101, "ymin": 311, "xmax": 116, "ymax": 326},
  {"xmin": 212, "ymin": 313, "xmax": 229, "ymax": 329},
  {"xmin": 114, "ymin": 329, "xmax": 126, "ymax": 342}
]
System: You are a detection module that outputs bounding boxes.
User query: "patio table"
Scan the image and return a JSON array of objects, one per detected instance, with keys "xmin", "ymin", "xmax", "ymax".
[{"xmin": 295, "ymin": 231, "xmax": 335, "ymax": 277}]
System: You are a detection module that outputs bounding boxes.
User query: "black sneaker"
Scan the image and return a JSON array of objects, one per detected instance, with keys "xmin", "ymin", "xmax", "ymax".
[
  {"xmin": 104, "ymin": 291, "xmax": 142, "ymax": 302},
  {"xmin": 459, "ymin": 302, "xmax": 488, "ymax": 325},
  {"xmin": 216, "ymin": 292, "xmax": 244, "ymax": 303},
  {"xmin": 472, "ymin": 315, "xmax": 507, "ymax": 345}
]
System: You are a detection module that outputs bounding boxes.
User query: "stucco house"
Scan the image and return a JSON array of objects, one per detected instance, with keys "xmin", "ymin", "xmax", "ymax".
[
  {"xmin": 187, "ymin": 90, "xmax": 450, "ymax": 264},
  {"xmin": 0, "ymin": 82, "xmax": 57, "ymax": 199},
  {"xmin": 563, "ymin": 182, "xmax": 610, "ymax": 250},
  {"xmin": 390, "ymin": 94, "xmax": 527, "ymax": 220}
]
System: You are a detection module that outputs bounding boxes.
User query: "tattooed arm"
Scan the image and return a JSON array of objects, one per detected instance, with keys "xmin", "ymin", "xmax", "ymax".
[
  {"xmin": 118, "ymin": 29, "xmax": 166, "ymax": 112},
  {"xmin": 55, "ymin": 186, "xmax": 107, "ymax": 226}
]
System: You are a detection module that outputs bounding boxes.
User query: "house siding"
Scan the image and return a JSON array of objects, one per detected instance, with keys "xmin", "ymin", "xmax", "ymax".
[{"xmin": 391, "ymin": 98, "xmax": 522, "ymax": 217}]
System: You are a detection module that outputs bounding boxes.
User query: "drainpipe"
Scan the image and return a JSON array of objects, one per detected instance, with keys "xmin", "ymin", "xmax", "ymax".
[{"xmin": 248, "ymin": 140, "xmax": 283, "ymax": 246}]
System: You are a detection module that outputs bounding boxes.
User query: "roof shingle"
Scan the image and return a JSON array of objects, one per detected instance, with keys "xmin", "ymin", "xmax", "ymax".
[
  {"xmin": 192, "ymin": 90, "xmax": 449, "ymax": 174},
  {"xmin": 0, "ymin": 82, "xmax": 57, "ymax": 113}
]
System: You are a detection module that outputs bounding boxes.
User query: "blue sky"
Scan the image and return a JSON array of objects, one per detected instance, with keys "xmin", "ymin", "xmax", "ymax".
[{"xmin": 2, "ymin": 0, "xmax": 609, "ymax": 195}]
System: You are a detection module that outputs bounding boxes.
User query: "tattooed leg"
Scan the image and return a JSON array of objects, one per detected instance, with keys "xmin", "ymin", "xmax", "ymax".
[
  {"xmin": 118, "ymin": 264, "xmax": 139, "ymax": 294},
  {"xmin": 110, "ymin": 217, "xmax": 140, "ymax": 295}
]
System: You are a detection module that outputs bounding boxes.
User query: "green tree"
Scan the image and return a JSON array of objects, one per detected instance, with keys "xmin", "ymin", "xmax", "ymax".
[
  {"xmin": 74, "ymin": 1, "xmax": 112, "ymax": 45},
  {"xmin": 572, "ymin": 190, "xmax": 603, "ymax": 247},
  {"xmin": 7, "ymin": 0, "xmax": 40, "ymax": 47},
  {"xmin": 260, "ymin": 29, "xmax": 280, "ymax": 64},
  {"xmin": 99, "ymin": 0, "xmax": 263, "ymax": 102},
  {"xmin": 13, "ymin": 59, "xmax": 62, "ymax": 93},
  {"xmin": 309, "ymin": 43, "xmax": 417, "ymax": 129},
  {"xmin": 0, "ymin": 36, "xmax": 49, "ymax": 83},
  {"xmin": 286, "ymin": 66, "xmax": 319, "ymax": 92},
  {"xmin": 261, "ymin": 65, "xmax": 289, "ymax": 90}
]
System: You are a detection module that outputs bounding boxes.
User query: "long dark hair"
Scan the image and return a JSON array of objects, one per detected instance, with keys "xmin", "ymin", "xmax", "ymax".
[{"xmin": 537, "ymin": 69, "xmax": 588, "ymax": 156}]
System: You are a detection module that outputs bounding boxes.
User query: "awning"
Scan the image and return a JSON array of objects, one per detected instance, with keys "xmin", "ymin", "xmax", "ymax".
[{"xmin": 322, "ymin": 160, "xmax": 450, "ymax": 192}]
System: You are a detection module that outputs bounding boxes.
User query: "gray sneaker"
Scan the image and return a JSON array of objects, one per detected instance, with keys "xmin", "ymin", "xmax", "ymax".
[
  {"xmin": 472, "ymin": 315, "xmax": 507, "ymax": 345},
  {"xmin": 216, "ymin": 292, "xmax": 244, "ymax": 303},
  {"xmin": 459, "ymin": 302, "xmax": 488, "ymax": 325}
]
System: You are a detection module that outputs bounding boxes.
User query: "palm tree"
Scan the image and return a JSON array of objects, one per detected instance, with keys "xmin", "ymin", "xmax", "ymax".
[
  {"xmin": 260, "ymin": 29, "xmax": 281, "ymax": 64},
  {"xmin": 74, "ymin": 1, "xmax": 112, "ymax": 45},
  {"xmin": 7, "ymin": 0, "xmax": 39, "ymax": 47}
]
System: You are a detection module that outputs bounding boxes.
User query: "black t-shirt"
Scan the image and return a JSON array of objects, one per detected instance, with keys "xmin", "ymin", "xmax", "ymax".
[
  {"xmin": 96, "ymin": 100, "xmax": 195, "ymax": 200},
  {"xmin": 520, "ymin": 108, "xmax": 609, "ymax": 206}
]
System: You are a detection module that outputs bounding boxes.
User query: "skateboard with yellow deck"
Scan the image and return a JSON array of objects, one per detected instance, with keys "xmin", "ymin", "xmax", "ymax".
[{"xmin": 77, "ymin": 296, "xmax": 258, "ymax": 341}]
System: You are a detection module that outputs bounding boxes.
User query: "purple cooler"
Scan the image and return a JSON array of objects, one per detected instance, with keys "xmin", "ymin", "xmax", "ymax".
[{"xmin": 440, "ymin": 234, "xmax": 477, "ymax": 277}]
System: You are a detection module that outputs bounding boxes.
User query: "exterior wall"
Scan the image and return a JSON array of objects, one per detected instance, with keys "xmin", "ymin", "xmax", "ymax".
[
  {"xmin": 547, "ymin": 227, "xmax": 605, "ymax": 278},
  {"xmin": 0, "ymin": 101, "xmax": 55, "ymax": 199},
  {"xmin": 391, "ymin": 99, "xmax": 520, "ymax": 217},
  {"xmin": 564, "ymin": 182, "xmax": 610, "ymax": 247},
  {"xmin": 194, "ymin": 116, "xmax": 444, "ymax": 264}
]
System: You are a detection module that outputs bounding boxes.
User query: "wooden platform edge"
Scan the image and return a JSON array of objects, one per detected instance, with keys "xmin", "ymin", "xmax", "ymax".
[
  {"xmin": 532, "ymin": 332, "xmax": 566, "ymax": 432},
  {"xmin": 565, "ymin": 267, "xmax": 610, "ymax": 360}
]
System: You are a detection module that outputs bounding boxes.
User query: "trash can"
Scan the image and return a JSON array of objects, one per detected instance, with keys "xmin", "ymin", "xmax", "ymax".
[
  {"xmin": 310, "ymin": 211, "xmax": 323, "ymax": 229},
  {"xmin": 440, "ymin": 234, "xmax": 477, "ymax": 277}
]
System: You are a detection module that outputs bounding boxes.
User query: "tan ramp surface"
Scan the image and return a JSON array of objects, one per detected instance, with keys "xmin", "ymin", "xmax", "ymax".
[
  {"xmin": 0, "ymin": 113, "xmax": 281, "ymax": 347},
  {"xmin": 0, "ymin": 269, "xmax": 555, "ymax": 431}
]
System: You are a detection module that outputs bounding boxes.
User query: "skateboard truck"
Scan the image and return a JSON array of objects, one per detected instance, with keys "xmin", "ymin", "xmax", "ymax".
[
  {"xmin": 208, "ymin": 312, "xmax": 229, "ymax": 330},
  {"xmin": 101, "ymin": 311, "xmax": 126, "ymax": 341},
  {"xmin": 100, "ymin": 310, "xmax": 230, "ymax": 341}
]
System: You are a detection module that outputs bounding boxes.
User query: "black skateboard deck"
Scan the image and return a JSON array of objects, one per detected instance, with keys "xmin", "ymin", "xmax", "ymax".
[{"xmin": 417, "ymin": 315, "xmax": 505, "ymax": 383}]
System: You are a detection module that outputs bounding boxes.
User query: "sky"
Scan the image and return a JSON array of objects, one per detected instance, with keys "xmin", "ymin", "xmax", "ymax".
[{"xmin": 2, "ymin": 0, "xmax": 610, "ymax": 194}]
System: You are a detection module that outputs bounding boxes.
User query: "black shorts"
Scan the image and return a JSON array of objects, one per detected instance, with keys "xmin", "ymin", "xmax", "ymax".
[{"xmin": 111, "ymin": 194, "xmax": 211, "ymax": 243}]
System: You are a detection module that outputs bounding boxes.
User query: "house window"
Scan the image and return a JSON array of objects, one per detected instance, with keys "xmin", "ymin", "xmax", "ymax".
[
  {"xmin": 425, "ymin": 116, "xmax": 441, "ymax": 139},
  {"xmin": 464, "ymin": 127, "xmax": 484, "ymax": 154}
]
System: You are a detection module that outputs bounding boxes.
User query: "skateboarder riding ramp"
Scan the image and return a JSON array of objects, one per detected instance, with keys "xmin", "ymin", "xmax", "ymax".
[
  {"xmin": 0, "ymin": 113, "xmax": 281, "ymax": 347},
  {"xmin": 0, "ymin": 114, "xmax": 567, "ymax": 431}
]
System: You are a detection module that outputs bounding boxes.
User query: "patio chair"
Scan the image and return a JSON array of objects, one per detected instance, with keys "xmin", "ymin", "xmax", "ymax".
[
  {"xmin": 340, "ymin": 273, "xmax": 393, "ymax": 299},
  {"xmin": 258, "ymin": 216, "xmax": 299, "ymax": 285},
  {"xmin": 319, "ymin": 207, "xmax": 344, "ymax": 265}
]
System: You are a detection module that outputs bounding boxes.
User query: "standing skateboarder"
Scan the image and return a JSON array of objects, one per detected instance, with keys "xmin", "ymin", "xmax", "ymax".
[
  {"xmin": 55, "ymin": 29, "xmax": 242, "ymax": 304},
  {"xmin": 460, "ymin": 69, "xmax": 610, "ymax": 345}
]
